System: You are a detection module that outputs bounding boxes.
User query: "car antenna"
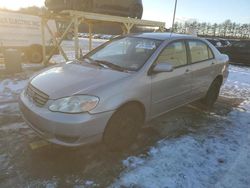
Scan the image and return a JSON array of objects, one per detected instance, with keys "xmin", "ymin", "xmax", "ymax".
[{"xmin": 171, "ymin": 0, "xmax": 178, "ymax": 37}]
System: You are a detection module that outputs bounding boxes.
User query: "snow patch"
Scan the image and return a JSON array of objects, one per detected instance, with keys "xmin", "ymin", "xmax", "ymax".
[
  {"xmin": 111, "ymin": 65, "xmax": 250, "ymax": 188},
  {"xmin": 0, "ymin": 78, "xmax": 28, "ymax": 101},
  {"xmin": 221, "ymin": 65, "xmax": 250, "ymax": 100},
  {"xmin": 123, "ymin": 156, "xmax": 146, "ymax": 169},
  {"xmin": 0, "ymin": 122, "xmax": 29, "ymax": 131}
]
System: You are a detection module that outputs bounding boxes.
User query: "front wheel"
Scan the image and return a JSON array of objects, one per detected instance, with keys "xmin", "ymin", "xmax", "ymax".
[
  {"xmin": 103, "ymin": 104, "xmax": 144, "ymax": 151},
  {"xmin": 202, "ymin": 78, "xmax": 222, "ymax": 109}
]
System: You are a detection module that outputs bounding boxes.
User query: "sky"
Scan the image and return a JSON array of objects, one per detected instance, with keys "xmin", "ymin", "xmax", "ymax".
[{"xmin": 0, "ymin": 0, "xmax": 249, "ymax": 27}]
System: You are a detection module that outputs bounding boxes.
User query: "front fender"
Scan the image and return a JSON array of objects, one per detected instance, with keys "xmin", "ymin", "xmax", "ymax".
[{"xmin": 89, "ymin": 74, "xmax": 151, "ymax": 119}]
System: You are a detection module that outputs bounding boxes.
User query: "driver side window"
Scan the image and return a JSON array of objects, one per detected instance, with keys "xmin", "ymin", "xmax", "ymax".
[{"xmin": 156, "ymin": 41, "xmax": 187, "ymax": 68}]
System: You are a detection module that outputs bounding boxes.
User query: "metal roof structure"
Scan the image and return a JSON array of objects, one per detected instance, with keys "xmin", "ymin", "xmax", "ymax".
[{"xmin": 40, "ymin": 10, "xmax": 166, "ymax": 66}]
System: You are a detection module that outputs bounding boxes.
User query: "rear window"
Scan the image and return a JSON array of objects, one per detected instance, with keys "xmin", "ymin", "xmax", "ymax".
[{"xmin": 188, "ymin": 40, "xmax": 214, "ymax": 63}]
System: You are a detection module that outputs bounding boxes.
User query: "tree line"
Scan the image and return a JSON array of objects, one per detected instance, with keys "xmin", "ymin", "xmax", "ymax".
[
  {"xmin": 173, "ymin": 19, "xmax": 250, "ymax": 39},
  {"xmin": 1, "ymin": 6, "xmax": 249, "ymax": 39}
]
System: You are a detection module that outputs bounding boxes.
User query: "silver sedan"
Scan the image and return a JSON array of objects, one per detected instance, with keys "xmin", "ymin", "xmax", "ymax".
[{"xmin": 19, "ymin": 33, "xmax": 229, "ymax": 150}]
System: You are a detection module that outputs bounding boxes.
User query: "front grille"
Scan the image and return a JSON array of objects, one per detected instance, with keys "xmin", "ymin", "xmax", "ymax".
[{"xmin": 26, "ymin": 84, "xmax": 49, "ymax": 107}]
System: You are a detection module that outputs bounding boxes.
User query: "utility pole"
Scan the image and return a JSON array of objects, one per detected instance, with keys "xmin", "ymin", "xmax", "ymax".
[{"xmin": 171, "ymin": 0, "xmax": 178, "ymax": 32}]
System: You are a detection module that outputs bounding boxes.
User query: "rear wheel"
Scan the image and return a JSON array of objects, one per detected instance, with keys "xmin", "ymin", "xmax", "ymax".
[
  {"xmin": 103, "ymin": 104, "xmax": 144, "ymax": 151},
  {"xmin": 202, "ymin": 78, "xmax": 222, "ymax": 109},
  {"xmin": 27, "ymin": 46, "xmax": 43, "ymax": 64}
]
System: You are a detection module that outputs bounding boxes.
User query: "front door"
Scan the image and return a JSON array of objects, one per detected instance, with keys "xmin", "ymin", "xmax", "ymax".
[{"xmin": 151, "ymin": 41, "xmax": 192, "ymax": 118}]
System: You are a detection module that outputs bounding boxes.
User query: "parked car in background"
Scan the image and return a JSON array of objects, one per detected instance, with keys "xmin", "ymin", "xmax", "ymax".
[
  {"xmin": 19, "ymin": 33, "xmax": 229, "ymax": 150},
  {"xmin": 228, "ymin": 39, "xmax": 240, "ymax": 44},
  {"xmin": 221, "ymin": 40, "xmax": 250, "ymax": 65},
  {"xmin": 100, "ymin": 34, "xmax": 113, "ymax": 40},
  {"xmin": 218, "ymin": 38, "xmax": 231, "ymax": 47},
  {"xmin": 206, "ymin": 38, "xmax": 222, "ymax": 48},
  {"xmin": 45, "ymin": 0, "xmax": 143, "ymax": 19}
]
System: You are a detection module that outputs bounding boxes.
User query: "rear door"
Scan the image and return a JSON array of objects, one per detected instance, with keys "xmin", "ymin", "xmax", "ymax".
[
  {"xmin": 151, "ymin": 40, "xmax": 193, "ymax": 118},
  {"xmin": 187, "ymin": 39, "xmax": 216, "ymax": 99}
]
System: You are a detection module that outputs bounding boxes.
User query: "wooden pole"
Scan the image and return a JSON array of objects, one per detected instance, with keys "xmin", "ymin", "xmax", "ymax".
[
  {"xmin": 44, "ymin": 19, "xmax": 75, "ymax": 65},
  {"xmin": 88, "ymin": 23, "xmax": 93, "ymax": 51},
  {"xmin": 74, "ymin": 16, "xmax": 80, "ymax": 59},
  {"xmin": 41, "ymin": 18, "xmax": 47, "ymax": 66}
]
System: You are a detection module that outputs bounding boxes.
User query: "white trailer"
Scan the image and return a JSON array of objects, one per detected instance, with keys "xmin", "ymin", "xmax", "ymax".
[{"xmin": 0, "ymin": 10, "xmax": 57, "ymax": 64}]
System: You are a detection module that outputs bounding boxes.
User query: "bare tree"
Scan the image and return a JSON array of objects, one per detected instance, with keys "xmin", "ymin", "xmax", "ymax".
[{"xmin": 175, "ymin": 19, "xmax": 249, "ymax": 39}]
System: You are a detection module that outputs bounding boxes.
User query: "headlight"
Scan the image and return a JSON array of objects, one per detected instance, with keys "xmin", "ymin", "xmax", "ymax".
[{"xmin": 49, "ymin": 95, "xmax": 99, "ymax": 114}]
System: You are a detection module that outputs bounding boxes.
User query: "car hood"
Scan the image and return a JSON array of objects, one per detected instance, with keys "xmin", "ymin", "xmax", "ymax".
[{"xmin": 30, "ymin": 62, "xmax": 130, "ymax": 99}]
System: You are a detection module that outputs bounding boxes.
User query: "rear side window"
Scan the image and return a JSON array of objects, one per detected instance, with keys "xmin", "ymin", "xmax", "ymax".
[
  {"xmin": 188, "ymin": 40, "xmax": 214, "ymax": 63},
  {"xmin": 208, "ymin": 47, "xmax": 214, "ymax": 59},
  {"xmin": 156, "ymin": 41, "xmax": 187, "ymax": 68}
]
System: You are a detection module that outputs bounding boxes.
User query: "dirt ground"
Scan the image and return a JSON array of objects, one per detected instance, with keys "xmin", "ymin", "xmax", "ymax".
[
  {"xmin": 0, "ymin": 39, "xmax": 249, "ymax": 187},
  {"xmin": 0, "ymin": 91, "xmax": 248, "ymax": 187}
]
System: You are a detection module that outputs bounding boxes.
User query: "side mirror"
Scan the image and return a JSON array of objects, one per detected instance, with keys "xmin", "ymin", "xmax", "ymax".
[{"xmin": 152, "ymin": 62, "xmax": 174, "ymax": 73}]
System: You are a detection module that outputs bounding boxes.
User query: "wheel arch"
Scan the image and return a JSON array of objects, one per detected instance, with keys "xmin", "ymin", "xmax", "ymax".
[
  {"xmin": 102, "ymin": 100, "xmax": 146, "ymax": 150},
  {"xmin": 115, "ymin": 100, "xmax": 146, "ymax": 122},
  {"xmin": 214, "ymin": 74, "xmax": 223, "ymax": 85}
]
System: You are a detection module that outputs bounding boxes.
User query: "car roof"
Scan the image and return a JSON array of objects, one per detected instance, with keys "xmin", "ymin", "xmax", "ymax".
[{"xmin": 129, "ymin": 32, "xmax": 199, "ymax": 41}]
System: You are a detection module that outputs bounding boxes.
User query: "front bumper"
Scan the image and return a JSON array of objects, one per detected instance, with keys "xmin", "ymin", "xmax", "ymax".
[{"xmin": 19, "ymin": 92, "xmax": 114, "ymax": 147}]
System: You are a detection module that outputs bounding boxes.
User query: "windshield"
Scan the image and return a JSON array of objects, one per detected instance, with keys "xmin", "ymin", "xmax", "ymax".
[{"xmin": 85, "ymin": 37, "xmax": 162, "ymax": 71}]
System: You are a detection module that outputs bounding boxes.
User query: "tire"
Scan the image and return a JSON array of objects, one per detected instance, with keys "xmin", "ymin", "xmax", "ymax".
[
  {"xmin": 202, "ymin": 78, "xmax": 222, "ymax": 110},
  {"xmin": 103, "ymin": 104, "xmax": 144, "ymax": 151},
  {"xmin": 129, "ymin": 4, "xmax": 143, "ymax": 19},
  {"xmin": 27, "ymin": 46, "xmax": 43, "ymax": 64},
  {"xmin": 66, "ymin": 32, "xmax": 74, "ymax": 40}
]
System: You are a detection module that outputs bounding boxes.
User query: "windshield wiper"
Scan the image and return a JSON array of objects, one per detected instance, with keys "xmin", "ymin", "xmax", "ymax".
[
  {"xmin": 81, "ymin": 57, "xmax": 129, "ymax": 72},
  {"xmin": 80, "ymin": 57, "xmax": 106, "ymax": 68},
  {"xmin": 94, "ymin": 60, "xmax": 128, "ymax": 72}
]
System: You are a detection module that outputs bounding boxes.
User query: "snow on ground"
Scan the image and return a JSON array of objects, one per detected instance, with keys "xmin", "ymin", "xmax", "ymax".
[
  {"xmin": 50, "ymin": 38, "xmax": 106, "ymax": 63},
  {"xmin": 111, "ymin": 65, "xmax": 250, "ymax": 188},
  {"xmin": 221, "ymin": 65, "xmax": 250, "ymax": 100},
  {"xmin": 0, "ymin": 122, "xmax": 28, "ymax": 131},
  {"xmin": 0, "ymin": 78, "xmax": 28, "ymax": 102}
]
